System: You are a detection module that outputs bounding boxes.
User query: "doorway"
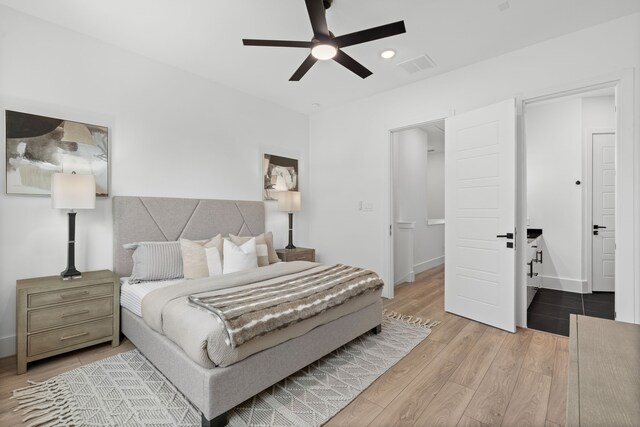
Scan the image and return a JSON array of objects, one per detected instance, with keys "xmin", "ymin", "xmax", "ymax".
[
  {"xmin": 388, "ymin": 99, "xmax": 518, "ymax": 334},
  {"xmin": 391, "ymin": 121, "xmax": 445, "ymax": 289},
  {"xmin": 524, "ymin": 87, "xmax": 616, "ymax": 336}
]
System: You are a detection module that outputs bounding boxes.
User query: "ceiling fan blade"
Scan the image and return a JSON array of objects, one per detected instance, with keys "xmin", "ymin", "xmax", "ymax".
[
  {"xmin": 243, "ymin": 39, "xmax": 313, "ymax": 48},
  {"xmin": 305, "ymin": 0, "xmax": 330, "ymax": 38},
  {"xmin": 290, "ymin": 54, "xmax": 318, "ymax": 81},
  {"xmin": 334, "ymin": 21, "xmax": 406, "ymax": 48},
  {"xmin": 333, "ymin": 50, "xmax": 372, "ymax": 79}
]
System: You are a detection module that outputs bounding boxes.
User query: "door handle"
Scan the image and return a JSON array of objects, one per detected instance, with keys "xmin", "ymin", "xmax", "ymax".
[
  {"xmin": 528, "ymin": 261, "xmax": 534, "ymax": 278},
  {"xmin": 496, "ymin": 233, "xmax": 514, "ymax": 239},
  {"xmin": 593, "ymin": 225, "xmax": 607, "ymax": 229}
]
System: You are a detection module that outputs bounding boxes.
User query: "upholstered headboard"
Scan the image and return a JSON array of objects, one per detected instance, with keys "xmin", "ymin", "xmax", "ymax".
[{"xmin": 113, "ymin": 196, "xmax": 265, "ymax": 278}]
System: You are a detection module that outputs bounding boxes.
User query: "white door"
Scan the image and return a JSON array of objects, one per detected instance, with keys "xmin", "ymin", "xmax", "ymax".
[
  {"xmin": 592, "ymin": 133, "xmax": 616, "ymax": 292},
  {"xmin": 444, "ymin": 99, "xmax": 516, "ymax": 332}
]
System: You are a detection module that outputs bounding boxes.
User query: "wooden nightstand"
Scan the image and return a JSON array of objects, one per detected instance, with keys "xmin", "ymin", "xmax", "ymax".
[
  {"xmin": 276, "ymin": 247, "xmax": 316, "ymax": 262},
  {"xmin": 16, "ymin": 270, "xmax": 120, "ymax": 374}
]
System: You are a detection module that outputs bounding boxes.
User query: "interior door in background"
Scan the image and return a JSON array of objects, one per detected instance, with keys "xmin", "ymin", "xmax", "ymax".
[
  {"xmin": 444, "ymin": 99, "xmax": 517, "ymax": 332},
  {"xmin": 592, "ymin": 133, "xmax": 616, "ymax": 292}
]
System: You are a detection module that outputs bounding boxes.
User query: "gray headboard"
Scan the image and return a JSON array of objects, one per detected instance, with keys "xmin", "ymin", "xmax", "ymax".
[{"xmin": 113, "ymin": 196, "xmax": 265, "ymax": 278}]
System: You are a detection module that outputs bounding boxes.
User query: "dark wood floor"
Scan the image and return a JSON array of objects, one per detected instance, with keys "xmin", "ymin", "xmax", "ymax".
[{"xmin": 1, "ymin": 265, "xmax": 568, "ymax": 427}]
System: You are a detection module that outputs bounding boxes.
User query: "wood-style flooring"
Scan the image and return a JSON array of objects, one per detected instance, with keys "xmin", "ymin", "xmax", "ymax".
[{"xmin": 0, "ymin": 265, "xmax": 568, "ymax": 426}]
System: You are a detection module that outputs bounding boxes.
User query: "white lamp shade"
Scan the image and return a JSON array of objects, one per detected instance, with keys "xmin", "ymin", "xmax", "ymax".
[
  {"xmin": 278, "ymin": 191, "xmax": 301, "ymax": 212},
  {"xmin": 51, "ymin": 173, "xmax": 96, "ymax": 209}
]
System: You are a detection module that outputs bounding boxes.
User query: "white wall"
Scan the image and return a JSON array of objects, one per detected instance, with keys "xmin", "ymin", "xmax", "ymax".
[
  {"xmin": 0, "ymin": 7, "xmax": 309, "ymax": 357},
  {"xmin": 526, "ymin": 99, "xmax": 584, "ymax": 291},
  {"xmin": 392, "ymin": 128, "xmax": 444, "ymax": 284},
  {"xmin": 526, "ymin": 95, "xmax": 615, "ymax": 293},
  {"xmin": 582, "ymin": 96, "xmax": 616, "ymax": 130},
  {"xmin": 308, "ymin": 14, "xmax": 640, "ymax": 322}
]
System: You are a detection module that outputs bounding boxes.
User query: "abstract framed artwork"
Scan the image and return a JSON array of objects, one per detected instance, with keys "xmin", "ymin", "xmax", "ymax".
[
  {"xmin": 5, "ymin": 110, "xmax": 109, "ymax": 196},
  {"xmin": 263, "ymin": 153, "xmax": 298, "ymax": 201}
]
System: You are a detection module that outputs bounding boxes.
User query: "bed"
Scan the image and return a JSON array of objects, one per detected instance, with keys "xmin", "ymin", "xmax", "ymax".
[{"xmin": 113, "ymin": 196, "xmax": 383, "ymax": 426}]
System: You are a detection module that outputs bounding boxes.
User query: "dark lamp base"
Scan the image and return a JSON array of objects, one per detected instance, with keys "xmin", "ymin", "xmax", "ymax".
[
  {"xmin": 61, "ymin": 267, "xmax": 82, "ymax": 280},
  {"xmin": 61, "ymin": 211, "xmax": 82, "ymax": 280}
]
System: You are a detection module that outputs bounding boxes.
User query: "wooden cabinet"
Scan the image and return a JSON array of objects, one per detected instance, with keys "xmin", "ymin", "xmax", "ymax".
[
  {"xmin": 276, "ymin": 247, "xmax": 316, "ymax": 262},
  {"xmin": 16, "ymin": 270, "xmax": 120, "ymax": 374}
]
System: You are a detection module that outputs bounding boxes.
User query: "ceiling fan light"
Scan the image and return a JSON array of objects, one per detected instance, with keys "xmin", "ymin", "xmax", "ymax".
[
  {"xmin": 380, "ymin": 49, "xmax": 396, "ymax": 59},
  {"xmin": 311, "ymin": 44, "xmax": 337, "ymax": 60}
]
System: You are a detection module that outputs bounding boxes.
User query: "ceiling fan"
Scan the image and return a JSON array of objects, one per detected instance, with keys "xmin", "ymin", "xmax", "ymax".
[{"xmin": 242, "ymin": 0, "xmax": 406, "ymax": 81}]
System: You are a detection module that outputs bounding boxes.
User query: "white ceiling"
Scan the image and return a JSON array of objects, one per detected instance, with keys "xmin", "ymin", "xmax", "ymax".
[{"xmin": 2, "ymin": 0, "xmax": 639, "ymax": 114}]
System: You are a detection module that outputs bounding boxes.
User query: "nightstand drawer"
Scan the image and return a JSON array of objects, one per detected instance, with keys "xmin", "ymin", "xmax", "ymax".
[
  {"xmin": 27, "ymin": 318, "xmax": 113, "ymax": 357},
  {"xmin": 28, "ymin": 283, "xmax": 113, "ymax": 308},
  {"xmin": 28, "ymin": 297, "xmax": 114, "ymax": 332},
  {"xmin": 289, "ymin": 253, "xmax": 314, "ymax": 261},
  {"xmin": 276, "ymin": 248, "xmax": 315, "ymax": 262}
]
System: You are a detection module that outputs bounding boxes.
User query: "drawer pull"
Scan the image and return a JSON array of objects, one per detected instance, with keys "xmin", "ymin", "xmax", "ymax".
[
  {"xmin": 60, "ymin": 291, "xmax": 89, "ymax": 300},
  {"xmin": 59, "ymin": 332, "xmax": 89, "ymax": 341},
  {"xmin": 61, "ymin": 310, "xmax": 90, "ymax": 318}
]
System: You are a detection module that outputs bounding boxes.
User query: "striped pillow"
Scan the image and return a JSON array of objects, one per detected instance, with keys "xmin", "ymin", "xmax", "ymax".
[{"xmin": 123, "ymin": 241, "xmax": 183, "ymax": 283}]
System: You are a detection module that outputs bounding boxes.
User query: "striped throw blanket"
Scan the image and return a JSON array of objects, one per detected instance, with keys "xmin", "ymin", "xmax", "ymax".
[{"xmin": 188, "ymin": 264, "xmax": 383, "ymax": 348}]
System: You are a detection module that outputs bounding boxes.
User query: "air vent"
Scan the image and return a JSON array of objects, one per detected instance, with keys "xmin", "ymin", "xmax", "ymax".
[{"xmin": 398, "ymin": 54, "xmax": 437, "ymax": 74}]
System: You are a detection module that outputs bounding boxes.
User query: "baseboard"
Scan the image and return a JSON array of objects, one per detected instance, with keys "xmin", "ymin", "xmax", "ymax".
[
  {"xmin": 394, "ymin": 271, "xmax": 415, "ymax": 286},
  {"xmin": 0, "ymin": 334, "xmax": 16, "ymax": 358},
  {"xmin": 414, "ymin": 256, "xmax": 445, "ymax": 275},
  {"xmin": 540, "ymin": 276, "xmax": 588, "ymax": 294}
]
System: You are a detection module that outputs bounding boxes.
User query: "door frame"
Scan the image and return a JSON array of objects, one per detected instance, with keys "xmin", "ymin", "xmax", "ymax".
[
  {"xmin": 519, "ymin": 69, "xmax": 637, "ymax": 325},
  {"xmin": 585, "ymin": 128, "xmax": 616, "ymax": 293},
  {"xmin": 386, "ymin": 115, "xmax": 449, "ymax": 299}
]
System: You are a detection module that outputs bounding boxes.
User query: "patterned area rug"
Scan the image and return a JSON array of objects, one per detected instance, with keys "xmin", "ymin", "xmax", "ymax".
[{"xmin": 13, "ymin": 312, "xmax": 436, "ymax": 427}]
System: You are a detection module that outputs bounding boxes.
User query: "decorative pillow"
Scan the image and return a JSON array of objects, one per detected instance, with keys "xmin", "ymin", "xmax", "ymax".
[
  {"xmin": 180, "ymin": 235, "xmax": 223, "ymax": 279},
  {"xmin": 228, "ymin": 234, "xmax": 268, "ymax": 266},
  {"xmin": 123, "ymin": 241, "xmax": 183, "ymax": 283},
  {"xmin": 264, "ymin": 231, "xmax": 280, "ymax": 264},
  {"xmin": 229, "ymin": 231, "xmax": 280, "ymax": 265},
  {"xmin": 223, "ymin": 238, "xmax": 258, "ymax": 274}
]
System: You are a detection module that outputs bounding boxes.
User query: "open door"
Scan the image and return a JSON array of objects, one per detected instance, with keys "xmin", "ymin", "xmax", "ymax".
[{"xmin": 444, "ymin": 99, "xmax": 517, "ymax": 332}]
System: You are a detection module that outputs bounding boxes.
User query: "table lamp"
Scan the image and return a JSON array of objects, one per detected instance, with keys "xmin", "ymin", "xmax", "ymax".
[
  {"xmin": 51, "ymin": 172, "xmax": 96, "ymax": 279},
  {"xmin": 278, "ymin": 191, "xmax": 301, "ymax": 249}
]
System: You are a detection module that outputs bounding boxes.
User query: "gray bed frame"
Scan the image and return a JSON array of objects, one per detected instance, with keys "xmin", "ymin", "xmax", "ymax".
[{"xmin": 113, "ymin": 196, "xmax": 382, "ymax": 426}]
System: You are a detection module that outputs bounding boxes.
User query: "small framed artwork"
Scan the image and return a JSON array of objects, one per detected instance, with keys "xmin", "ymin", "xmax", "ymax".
[
  {"xmin": 5, "ymin": 110, "xmax": 109, "ymax": 196},
  {"xmin": 263, "ymin": 153, "xmax": 298, "ymax": 201}
]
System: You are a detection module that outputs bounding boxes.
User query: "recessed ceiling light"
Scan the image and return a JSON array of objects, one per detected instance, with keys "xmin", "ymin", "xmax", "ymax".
[
  {"xmin": 497, "ymin": 1, "xmax": 510, "ymax": 11},
  {"xmin": 380, "ymin": 49, "xmax": 396, "ymax": 59},
  {"xmin": 311, "ymin": 44, "xmax": 337, "ymax": 60}
]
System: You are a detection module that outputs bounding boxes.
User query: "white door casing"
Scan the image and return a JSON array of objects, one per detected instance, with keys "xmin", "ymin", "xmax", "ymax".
[
  {"xmin": 445, "ymin": 99, "xmax": 517, "ymax": 332},
  {"xmin": 592, "ymin": 133, "xmax": 616, "ymax": 292}
]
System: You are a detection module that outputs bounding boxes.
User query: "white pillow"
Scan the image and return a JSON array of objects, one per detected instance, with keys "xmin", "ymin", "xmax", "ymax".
[
  {"xmin": 205, "ymin": 246, "xmax": 223, "ymax": 276},
  {"xmin": 223, "ymin": 238, "xmax": 258, "ymax": 274}
]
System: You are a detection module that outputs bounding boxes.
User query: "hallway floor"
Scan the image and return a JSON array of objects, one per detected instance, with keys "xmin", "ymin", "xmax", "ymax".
[{"xmin": 527, "ymin": 288, "xmax": 615, "ymax": 336}]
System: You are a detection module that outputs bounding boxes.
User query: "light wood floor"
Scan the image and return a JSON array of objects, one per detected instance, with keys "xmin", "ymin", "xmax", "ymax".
[{"xmin": 0, "ymin": 265, "xmax": 568, "ymax": 427}]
